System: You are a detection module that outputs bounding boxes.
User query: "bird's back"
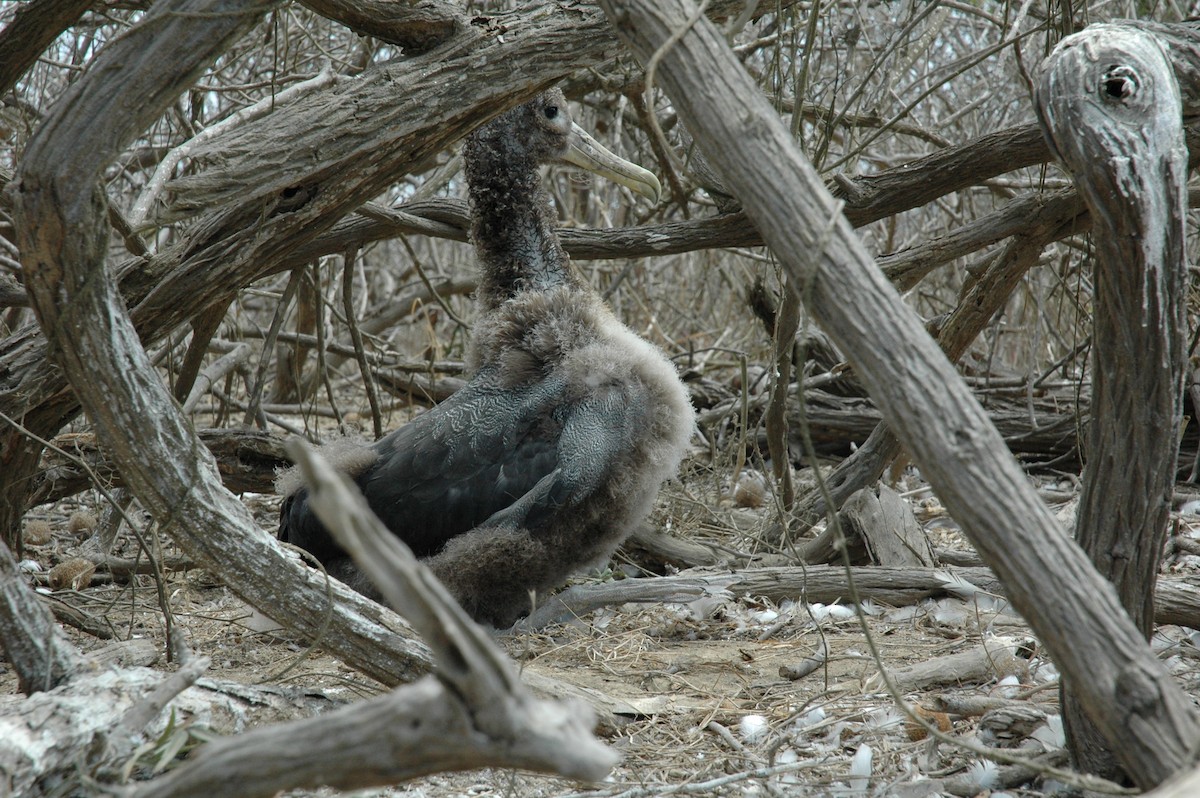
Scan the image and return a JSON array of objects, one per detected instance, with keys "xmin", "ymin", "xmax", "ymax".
[{"xmin": 280, "ymin": 370, "xmax": 572, "ymax": 560}]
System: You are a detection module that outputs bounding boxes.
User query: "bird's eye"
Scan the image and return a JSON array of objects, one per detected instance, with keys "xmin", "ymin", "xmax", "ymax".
[{"xmin": 543, "ymin": 105, "xmax": 559, "ymax": 119}]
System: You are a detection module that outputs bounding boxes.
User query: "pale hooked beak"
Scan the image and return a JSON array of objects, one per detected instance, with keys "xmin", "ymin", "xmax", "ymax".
[{"xmin": 562, "ymin": 122, "xmax": 663, "ymax": 204}]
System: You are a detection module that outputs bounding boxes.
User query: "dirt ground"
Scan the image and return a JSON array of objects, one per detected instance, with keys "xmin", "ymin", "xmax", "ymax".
[{"xmin": 9, "ymin": 473, "xmax": 1200, "ymax": 798}]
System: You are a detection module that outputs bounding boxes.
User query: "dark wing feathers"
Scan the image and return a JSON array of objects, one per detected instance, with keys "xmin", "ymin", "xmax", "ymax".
[
  {"xmin": 356, "ymin": 378, "xmax": 561, "ymax": 556},
  {"xmin": 281, "ymin": 369, "xmax": 653, "ymax": 567}
]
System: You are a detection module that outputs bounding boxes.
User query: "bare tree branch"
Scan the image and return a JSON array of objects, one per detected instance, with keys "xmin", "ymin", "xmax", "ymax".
[
  {"xmin": 597, "ymin": 0, "xmax": 1200, "ymax": 787},
  {"xmin": 0, "ymin": 0, "xmax": 92, "ymax": 97},
  {"xmin": 298, "ymin": 0, "xmax": 465, "ymax": 54},
  {"xmin": 131, "ymin": 442, "xmax": 617, "ymax": 798},
  {"xmin": 11, "ymin": 0, "xmax": 435, "ymax": 689}
]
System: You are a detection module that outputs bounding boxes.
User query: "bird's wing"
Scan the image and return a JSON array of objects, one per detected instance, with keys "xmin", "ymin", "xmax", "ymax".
[
  {"xmin": 360, "ymin": 370, "xmax": 649, "ymax": 557},
  {"xmin": 478, "ymin": 373, "xmax": 647, "ymax": 533}
]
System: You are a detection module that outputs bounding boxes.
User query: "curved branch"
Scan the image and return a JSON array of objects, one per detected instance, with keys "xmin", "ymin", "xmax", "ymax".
[
  {"xmin": 597, "ymin": 0, "xmax": 1200, "ymax": 788},
  {"xmin": 11, "ymin": 0, "xmax": 434, "ymax": 688}
]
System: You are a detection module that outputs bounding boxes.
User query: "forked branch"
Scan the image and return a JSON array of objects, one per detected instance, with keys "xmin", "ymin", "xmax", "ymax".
[{"xmin": 133, "ymin": 443, "xmax": 616, "ymax": 798}]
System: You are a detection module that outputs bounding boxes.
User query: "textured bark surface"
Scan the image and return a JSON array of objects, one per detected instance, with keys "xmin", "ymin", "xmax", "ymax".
[
  {"xmin": 132, "ymin": 444, "xmax": 615, "ymax": 798},
  {"xmin": 0, "ymin": 0, "xmax": 92, "ymax": 97},
  {"xmin": 597, "ymin": 1, "xmax": 1200, "ymax": 788},
  {"xmin": 28, "ymin": 428, "xmax": 292, "ymax": 506},
  {"xmin": 511, "ymin": 564, "xmax": 1200, "ymax": 630},
  {"xmin": 1037, "ymin": 25, "xmax": 1190, "ymax": 781},
  {"xmin": 10, "ymin": 0, "xmax": 436, "ymax": 691},
  {"xmin": 298, "ymin": 0, "xmax": 464, "ymax": 53},
  {"xmin": 0, "ymin": 538, "xmax": 82, "ymax": 694}
]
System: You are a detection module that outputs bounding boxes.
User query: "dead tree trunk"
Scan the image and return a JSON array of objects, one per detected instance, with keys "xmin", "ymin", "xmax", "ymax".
[
  {"xmin": 597, "ymin": 0, "xmax": 1200, "ymax": 788},
  {"xmin": 1037, "ymin": 25, "xmax": 1190, "ymax": 782}
]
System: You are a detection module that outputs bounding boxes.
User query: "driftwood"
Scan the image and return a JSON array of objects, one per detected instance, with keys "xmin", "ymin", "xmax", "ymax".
[
  {"xmin": 514, "ymin": 574, "xmax": 732, "ymax": 632},
  {"xmin": 132, "ymin": 442, "xmax": 615, "ymax": 798},
  {"xmin": 864, "ymin": 638, "xmax": 1027, "ymax": 693},
  {"xmin": 1038, "ymin": 24, "xmax": 1191, "ymax": 780},
  {"xmin": 839, "ymin": 485, "xmax": 935, "ymax": 568},
  {"xmin": 625, "ymin": 524, "xmax": 724, "ymax": 568},
  {"xmin": 598, "ymin": 5, "xmax": 1200, "ymax": 787}
]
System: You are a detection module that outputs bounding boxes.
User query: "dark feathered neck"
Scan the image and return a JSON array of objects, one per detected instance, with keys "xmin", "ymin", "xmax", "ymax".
[{"xmin": 464, "ymin": 124, "xmax": 577, "ymax": 310}]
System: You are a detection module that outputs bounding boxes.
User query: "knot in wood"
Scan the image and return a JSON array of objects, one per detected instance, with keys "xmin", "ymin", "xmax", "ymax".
[
  {"xmin": 1100, "ymin": 65, "xmax": 1139, "ymax": 103},
  {"xmin": 1115, "ymin": 665, "xmax": 1162, "ymax": 717}
]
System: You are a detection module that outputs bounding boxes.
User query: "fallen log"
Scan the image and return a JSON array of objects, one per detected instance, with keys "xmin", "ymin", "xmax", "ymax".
[{"xmin": 516, "ymin": 565, "xmax": 1200, "ymax": 632}]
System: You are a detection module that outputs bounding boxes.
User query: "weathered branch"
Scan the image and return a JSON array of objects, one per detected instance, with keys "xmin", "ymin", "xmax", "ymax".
[
  {"xmin": 1038, "ymin": 24, "xmax": 1190, "ymax": 780},
  {"xmin": 133, "ymin": 443, "xmax": 617, "ymax": 798},
  {"xmin": 0, "ymin": 535, "xmax": 82, "ymax": 693},
  {"xmin": 0, "ymin": 0, "xmax": 92, "ymax": 97},
  {"xmin": 11, "ymin": 0, "xmax": 435, "ymax": 689},
  {"xmin": 507, "ymin": 566, "xmax": 1200, "ymax": 632},
  {"xmin": 28, "ymin": 428, "xmax": 290, "ymax": 507},
  {"xmin": 298, "ymin": 0, "xmax": 465, "ymax": 54},
  {"xmin": 597, "ymin": 0, "xmax": 1200, "ymax": 788}
]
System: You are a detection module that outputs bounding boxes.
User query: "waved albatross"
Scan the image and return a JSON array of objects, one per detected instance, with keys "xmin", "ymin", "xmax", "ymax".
[{"xmin": 279, "ymin": 89, "xmax": 695, "ymax": 627}]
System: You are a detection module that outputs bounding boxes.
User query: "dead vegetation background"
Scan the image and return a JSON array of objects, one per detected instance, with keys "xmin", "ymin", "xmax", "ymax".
[{"xmin": 5, "ymin": 0, "xmax": 1200, "ymax": 796}]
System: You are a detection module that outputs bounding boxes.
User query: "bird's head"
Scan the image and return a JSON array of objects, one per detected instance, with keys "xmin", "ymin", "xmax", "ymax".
[{"xmin": 483, "ymin": 89, "xmax": 662, "ymax": 204}]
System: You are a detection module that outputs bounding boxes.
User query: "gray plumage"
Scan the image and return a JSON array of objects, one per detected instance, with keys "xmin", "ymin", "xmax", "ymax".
[{"xmin": 279, "ymin": 90, "xmax": 694, "ymax": 627}]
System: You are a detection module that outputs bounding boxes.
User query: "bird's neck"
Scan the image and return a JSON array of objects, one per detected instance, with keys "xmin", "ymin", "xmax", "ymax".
[{"xmin": 465, "ymin": 135, "xmax": 574, "ymax": 310}]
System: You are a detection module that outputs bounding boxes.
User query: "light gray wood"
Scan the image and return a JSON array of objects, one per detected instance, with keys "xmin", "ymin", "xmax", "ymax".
[
  {"xmin": 132, "ymin": 443, "xmax": 616, "ymax": 798},
  {"xmin": 596, "ymin": 1, "xmax": 1200, "ymax": 788},
  {"xmin": 1038, "ymin": 24, "xmax": 1191, "ymax": 780},
  {"xmin": 625, "ymin": 524, "xmax": 724, "ymax": 568},
  {"xmin": 11, "ymin": 0, "xmax": 435, "ymax": 689},
  {"xmin": 840, "ymin": 485, "xmax": 935, "ymax": 568},
  {"xmin": 465, "ymin": 565, "xmax": 1200, "ymax": 632},
  {"xmin": 298, "ymin": 0, "xmax": 464, "ymax": 54},
  {"xmin": 865, "ymin": 639, "xmax": 1026, "ymax": 694},
  {"xmin": 514, "ymin": 575, "xmax": 728, "ymax": 632}
]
